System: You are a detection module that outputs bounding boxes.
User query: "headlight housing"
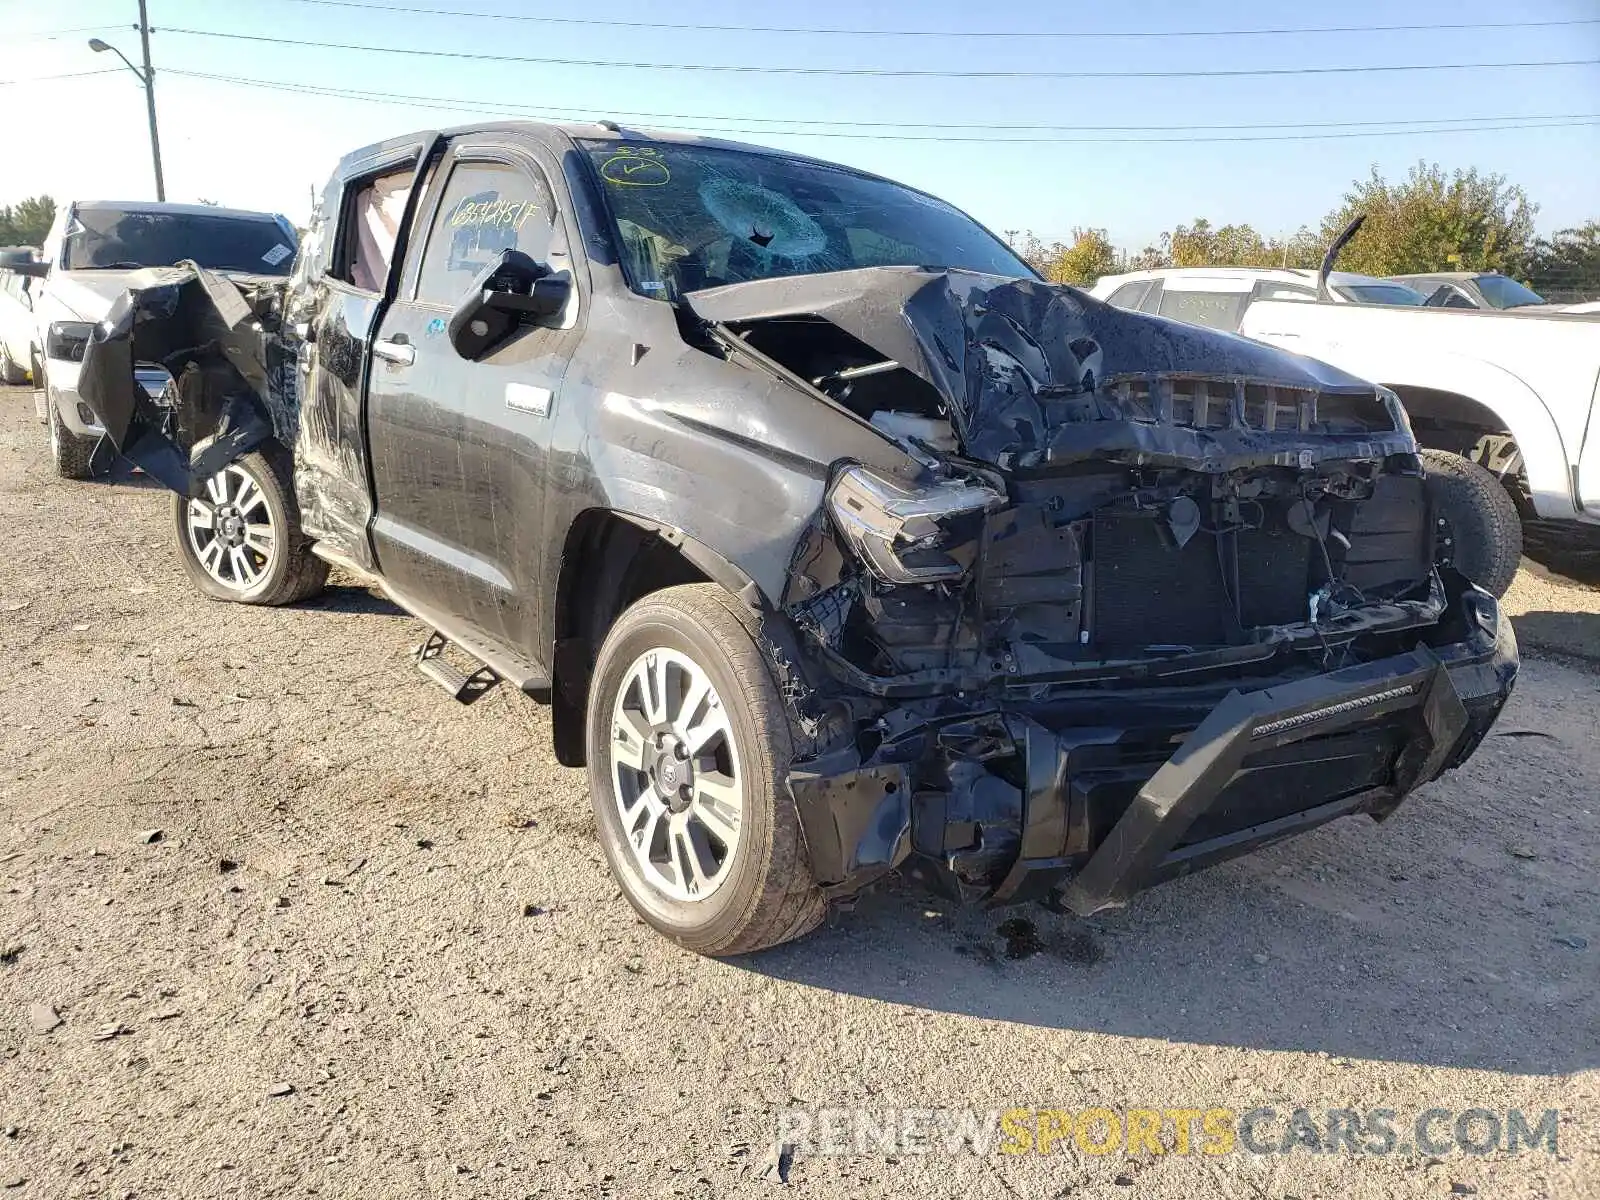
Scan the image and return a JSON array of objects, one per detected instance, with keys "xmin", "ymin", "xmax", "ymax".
[
  {"xmin": 45, "ymin": 320, "xmax": 94, "ymax": 363},
  {"xmin": 826, "ymin": 465, "xmax": 1002, "ymax": 584}
]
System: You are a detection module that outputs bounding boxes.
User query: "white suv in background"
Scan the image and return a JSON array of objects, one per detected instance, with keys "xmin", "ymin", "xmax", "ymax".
[
  {"xmin": 0, "ymin": 249, "xmax": 41, "ymax": 385},
  {"xmin": 19, "ymin": 200, "xmax": 298, "ymax": 478},
  {"xmin": 1090, "ymin": 265, "xmax": 1600, "ymax": 596},
  {"xmin": 1090, "ymin": 266, "xmax": 1428, "ymax": 328}
]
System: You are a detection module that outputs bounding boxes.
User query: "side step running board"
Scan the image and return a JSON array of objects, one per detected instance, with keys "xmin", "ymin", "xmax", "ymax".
[{"xmin": 413, "ymin": 630, "xmax": 500, "ymax": 704}]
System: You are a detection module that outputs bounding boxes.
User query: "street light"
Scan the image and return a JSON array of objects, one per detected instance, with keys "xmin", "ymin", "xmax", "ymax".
[{"xmin": 89, "ymin": 17, "xmax": 165, "ymax": 201}]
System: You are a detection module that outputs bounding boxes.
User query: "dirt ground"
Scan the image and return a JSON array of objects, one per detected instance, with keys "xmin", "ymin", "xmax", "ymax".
[{"xmin": 0, "ymin": 384, "xmax": 1595, "ymax": 1199}]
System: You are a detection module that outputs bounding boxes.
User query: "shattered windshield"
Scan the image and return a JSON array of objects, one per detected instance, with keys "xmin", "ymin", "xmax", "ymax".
[
  {"xmin": 62, "ymin": 206, "xmax": 297, "ymax": 274},
  {"xmin": 1475, "ymin": 274, "xmax": 1545, "ymax": 309},
  {"xmin": 580, "ymin": 140, "xmax": 1032, "ymax": 298}
]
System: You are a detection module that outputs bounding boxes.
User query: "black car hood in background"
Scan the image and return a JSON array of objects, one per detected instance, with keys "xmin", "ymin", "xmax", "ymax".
[{"xmin": 687, "ymin": 267, "xmax": 1393, "ymax": 466}]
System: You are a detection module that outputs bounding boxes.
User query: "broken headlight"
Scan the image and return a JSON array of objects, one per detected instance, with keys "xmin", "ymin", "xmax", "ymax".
[{"xmin": 826, "ymin": 465, "xmax": 1002, "ymax": 584}]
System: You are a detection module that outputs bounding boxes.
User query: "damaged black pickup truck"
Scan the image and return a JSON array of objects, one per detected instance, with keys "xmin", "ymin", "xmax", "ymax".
[{"xmin": 76, "ymin": 122, "xmax": 1517, "ymax": 955}]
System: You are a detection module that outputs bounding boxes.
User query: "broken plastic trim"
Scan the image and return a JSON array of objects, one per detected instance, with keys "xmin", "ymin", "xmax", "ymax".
[{"xmin": 75, "ymin": 262, "xmax": 289, "ymax": 496}]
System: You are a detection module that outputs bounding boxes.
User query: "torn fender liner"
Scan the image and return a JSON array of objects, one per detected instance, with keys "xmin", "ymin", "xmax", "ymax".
[
  {"xmin": 77, "ymin": 263, "xmax": 293, "ymax": 495},
  {"xmin": 687, "ymin": 267, "xmax": 1407, "ymax": 467}
]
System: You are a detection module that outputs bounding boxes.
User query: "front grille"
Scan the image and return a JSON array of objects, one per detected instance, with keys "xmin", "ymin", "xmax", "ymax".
[
  {"xmin": 1105, "ymin": 376, "xmax": 1398, "ymax": 435},
  {"xmin": 1091, "ymin": 512, "xmax": 1311, "ymax": 652},
  {"xmin": 1109, "ymin": 377, "xmax": 1321, "ymax": 433}
]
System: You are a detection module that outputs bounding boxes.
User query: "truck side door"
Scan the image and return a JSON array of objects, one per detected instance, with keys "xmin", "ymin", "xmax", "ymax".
[
  {"xmin": 291, "ymin": 139, "xmax": 437, "ymax": 572},
  {"xmin": 365, "ymin": 139, "xmax": 580, "ymax": 666}
]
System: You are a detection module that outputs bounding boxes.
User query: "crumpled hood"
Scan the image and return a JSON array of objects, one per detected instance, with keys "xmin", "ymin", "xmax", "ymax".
[
  {"xmin": 43, "ymin": 270, "xmax": 144, "ymax": 322},
  {"xmin": 688, "ymin": 267, "xmax": 1394, "ymax": 466}
]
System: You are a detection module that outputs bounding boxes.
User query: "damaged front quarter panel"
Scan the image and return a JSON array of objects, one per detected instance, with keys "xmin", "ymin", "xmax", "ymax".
[{"xmin": 76, "ymin": 263, "xmax": 296, "ymax": 495}]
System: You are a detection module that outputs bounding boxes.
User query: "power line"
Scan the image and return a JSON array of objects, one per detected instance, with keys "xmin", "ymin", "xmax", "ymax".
[
  {"xmin": 268, "ymin": 0, "xmax": 1600, "ymax": 42},
  {"xmin": 162, "ymin": 70, "xmax": 1600, "ymax": 144},
  {"xmin": 162, "ymin": 69, "xmax": 1600, "ymax": 136},
  {"xmin": 0, "ymin": 68, "xmax": 126, "ymax": 86},
  {"xmin": 156, "ymin": 28, "xmax": 1600, "ymax": 80},
  {"xmin": 10, "ymin": 25, "xmax": 134, "ymax": 43}
]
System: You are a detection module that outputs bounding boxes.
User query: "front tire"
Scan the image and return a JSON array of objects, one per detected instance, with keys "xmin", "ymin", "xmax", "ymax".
[
  {"xmin": 172, "ymin": 440, "xmax": 328, "ymax": 606},
  {"xmin": 47, "ymin": 393, "xmax": 99, "ymax": 480},
  {"xmin": 586, "ymin": 584, "xmax": 825, "ymax": 956},
  {"xmin": 1421, "ymin": 448, "xmax": 1523, "ymax": 598}
]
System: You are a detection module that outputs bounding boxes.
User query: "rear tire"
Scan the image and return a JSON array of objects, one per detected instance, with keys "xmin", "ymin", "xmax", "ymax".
[
  {"xmin": 586, "ymin": 583, "xmax": 825, "ymax": 956},
  {"xmin": 47, "ymin": 393, "xmax": 99, "ymax": 480},
  {"xmin": 1421, "ymin": 448, "xmax": 1523, "ymax": 598},
  {"xmin": 172, "ymin": 439, "xmax": 329, "ymax": 606}
]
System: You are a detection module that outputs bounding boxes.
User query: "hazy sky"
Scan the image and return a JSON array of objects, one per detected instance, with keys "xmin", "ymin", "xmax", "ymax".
[{"xmin": 3, "ymin": 0, "xmax": 1597, "ymax": 251}]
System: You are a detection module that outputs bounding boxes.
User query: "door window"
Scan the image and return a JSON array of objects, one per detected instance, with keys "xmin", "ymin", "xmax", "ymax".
[
  {"xmin": 415, "ymin": 160, "xmax": 558, "ymax": 306},
  {"xmin": 1104, "ymin": 280, "xmax": 1154, "ymax": 311},
  {"xmin": 1254, "ymin": 282, "xmax": 1317, "ymax": 302},
  {"xmin": 1430, "ymin": 286, "xmax": 1477, "ymax": 309},
  {"xmin": 348, "ymin": 170, "xmax": 413, "ymax": 293}
]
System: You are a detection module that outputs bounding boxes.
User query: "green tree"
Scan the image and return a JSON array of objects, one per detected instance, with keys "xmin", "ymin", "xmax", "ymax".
[
  {"xmin": 1318, "ymin": 162, "xmax": 1536, "ymax": 277},
  {"xmin": 1165, "ymin": 219, "xmax": 1320, "ymax": 269},
  {"xmin": 1027, "ymin": 227, "xmax": 1118, "ymax": 286},
  {"xmin": 0, "ymin": 195, "xmax": 56, "ymax": 246},
  {"xmin": 1523, "ymin": 221, "xmax": 1600, "ymax": 302},
  {"xmin": 1012, "ymin": 228, "xmax": 1118, "ymax": 286}
]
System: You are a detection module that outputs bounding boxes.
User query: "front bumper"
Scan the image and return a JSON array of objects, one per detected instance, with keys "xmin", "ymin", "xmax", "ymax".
[
  {"xmin": 44, "ymin": 356, "xmax": 169, "ymax": 437},
  {"xmin": 788, "ymin": 580, "xmax": 1517, "ymax": 912},
  {"xmin": 43, "ymin": 357, "xmax": 102, "ymax": 437}
]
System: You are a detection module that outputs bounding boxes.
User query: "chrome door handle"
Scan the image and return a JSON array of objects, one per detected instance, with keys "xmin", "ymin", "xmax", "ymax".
[{"xmin": 372, "ymin": 339, "xmax": 415, "ymax": 366}]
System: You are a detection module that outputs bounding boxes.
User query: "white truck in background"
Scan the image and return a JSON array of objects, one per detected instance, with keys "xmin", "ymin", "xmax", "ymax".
[{"xmin": 1092, "ymin": 256, "xmax": 1600, "ymax": 596}]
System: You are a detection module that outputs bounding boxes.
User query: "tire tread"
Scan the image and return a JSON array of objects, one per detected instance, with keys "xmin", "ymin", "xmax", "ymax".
[
  {"xmin": 1421, "ymin": 448, "xmax": 1523, "ymax": 597},
  {"xmin": 590, "ymin": 583, "xmax": 824, "ymax": 956}
]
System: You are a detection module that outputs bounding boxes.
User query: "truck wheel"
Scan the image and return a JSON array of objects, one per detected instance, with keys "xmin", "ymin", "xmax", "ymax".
[
  {"xmin": 1421, "ymin": 448, "xmax": 1523, "ymax": 598},
  {"xmin": 172, "ymin": 440, "xmax": 329, "ymax": 606},
  {"xmin": 47, "ymin": 395, "xmax": 99, "ymax": 480},
  {"xmin": 586, "ymin": 583, "xmax": 825, "ymax": 956}
]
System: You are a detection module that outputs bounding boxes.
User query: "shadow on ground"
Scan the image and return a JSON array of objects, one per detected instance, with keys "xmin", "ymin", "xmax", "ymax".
[
  {"xmin": 1524, "ymin": 522, "xmax": 1600, "ymax": 587},
  {"xmin": 1512, "ymin": 609, "xmax": 1600, "ymax": 662},
  {"xmin": 302, "ymin": 584, "xmax": 407, "ymax": 618},
  {"xmin": 742, "ymin": 724, "xmax": 1597, "ymax": 1076}
]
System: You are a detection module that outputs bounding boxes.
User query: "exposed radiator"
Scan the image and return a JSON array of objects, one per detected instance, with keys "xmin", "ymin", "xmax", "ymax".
[{"xmin": 1091, "ymin": 511, "xmax": 1311, "ymax": 652}]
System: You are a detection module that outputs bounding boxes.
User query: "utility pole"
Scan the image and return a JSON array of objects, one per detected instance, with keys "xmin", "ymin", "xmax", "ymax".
[
  {"xmin": 89, "ymin": 1, "xmax": 165, "ymax": 201},
  {"xmin": 136, "ymin": 0, "xmax": 165, "ymax": 201}
]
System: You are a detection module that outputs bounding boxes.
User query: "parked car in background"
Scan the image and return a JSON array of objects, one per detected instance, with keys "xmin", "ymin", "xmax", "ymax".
[
  {"xmin": 10, "ymin": 201, "xmax": 298, "ymax": 478},
  {"xmin": 0, "ymin": 247, "xmax": 41, "ymax": 384},
  {"xmin": 1093, "ymin": 267, "xmax": 1428, "ymax": 325},
  {"xmin": 1392, "ymin": 272, "xmax": 1599, "ymax": 315},
  {"xmin": 1091, "ymin": 265, "xmax": 1600, "ymax": 596},
  {"xmin": 70, "ymin": 120, "xmax": 1515, "ymax": 956}
]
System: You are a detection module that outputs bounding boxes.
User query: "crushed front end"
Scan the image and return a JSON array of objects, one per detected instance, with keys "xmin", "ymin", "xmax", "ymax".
[{"xmin": 691, "ymin": 269, "xmax": 1518, "ymax": 913}]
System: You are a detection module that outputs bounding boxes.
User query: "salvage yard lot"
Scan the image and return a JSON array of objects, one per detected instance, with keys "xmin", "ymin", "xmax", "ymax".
[{"xmin": 0, "ymin": 384, "xmax": 1595, "ymax": 1199}]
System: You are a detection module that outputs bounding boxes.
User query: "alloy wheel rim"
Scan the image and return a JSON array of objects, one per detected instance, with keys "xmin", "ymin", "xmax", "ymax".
[
  {"xmin": 609, "ymin": 647, "xmax": 743, "ymax": 903},
  {"xmin": 185, "ymin": 464, "xmax": 277, "ymax": 591}
]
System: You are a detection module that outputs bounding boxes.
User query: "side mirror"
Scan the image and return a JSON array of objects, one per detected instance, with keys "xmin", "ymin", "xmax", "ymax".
[
  {"xmin": 447, "ymin": 249, "xmax": 571, "ymax": 361},
  {"xmin": 4, "ymin": 259, "xmax": 48, "ymax": 279}
]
